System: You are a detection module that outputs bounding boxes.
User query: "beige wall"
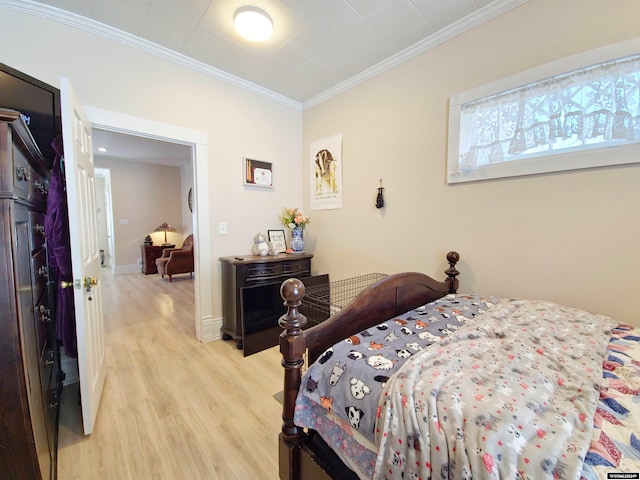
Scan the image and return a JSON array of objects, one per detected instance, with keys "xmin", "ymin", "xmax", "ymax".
[
  {"xmin": 0, "ymin": 8, "xmax": 303, "ymax": 323},
  {"xmin": 302, "ymin": 0, "xmax": 640, "ymax": 326},
  {"xmin": 95, "ymin": 158, "xmax": 184, "ymax": 271}
]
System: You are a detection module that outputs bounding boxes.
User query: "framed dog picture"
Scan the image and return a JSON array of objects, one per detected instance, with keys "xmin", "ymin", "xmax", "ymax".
[
  {"xmin": 244, "ymin": 158, "xmax": 273, "ymax": 187},
  {"xmin": 268, "ymin": 230, "xmax": 286, "ymax": 252}
]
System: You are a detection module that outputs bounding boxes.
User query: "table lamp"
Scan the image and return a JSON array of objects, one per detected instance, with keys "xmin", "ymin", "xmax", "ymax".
[{"xmin": 155, "ymin": 222, "xmax": 176, "ymax": 246}]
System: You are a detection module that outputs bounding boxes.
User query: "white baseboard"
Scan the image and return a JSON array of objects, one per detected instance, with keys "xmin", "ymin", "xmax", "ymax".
[
  {"xmin": 114, "ymin": 264, "xmax": 142, "ymax": 275},
  {"xmin": 200, "ymin": 315, "xmax": 222, "ymax": 343}
]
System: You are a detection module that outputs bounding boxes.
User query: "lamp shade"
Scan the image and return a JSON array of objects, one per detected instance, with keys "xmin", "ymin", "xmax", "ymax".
[{"xmin": 155, "ymin": 222, "xmax": 177, "ymax": 245}]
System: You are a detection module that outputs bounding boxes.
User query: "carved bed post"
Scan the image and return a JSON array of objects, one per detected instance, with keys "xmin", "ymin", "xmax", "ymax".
[
  {"xmin": 445, "ymin": 251, "xmax": 460, "ymax": 293},
  {"xmin": 279, "ymin": 278, "xmax": 307, "ymax": 480}
]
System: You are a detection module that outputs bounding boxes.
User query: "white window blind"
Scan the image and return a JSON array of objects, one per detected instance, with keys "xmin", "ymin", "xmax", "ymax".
[{"xmin": 447, "ymin": 39, "xmax": 640, "ymax": 183}]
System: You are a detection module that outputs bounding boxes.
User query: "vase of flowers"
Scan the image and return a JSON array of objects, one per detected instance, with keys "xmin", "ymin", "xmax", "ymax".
[{"xmin": 280, "ymin": 207, "xmax": 310, "ymax": 252}]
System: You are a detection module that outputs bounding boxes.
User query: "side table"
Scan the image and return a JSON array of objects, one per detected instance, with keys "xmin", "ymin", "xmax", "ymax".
[{"xmin": 141, "ymin": 244, "xmax": 174, "ymax": 274}]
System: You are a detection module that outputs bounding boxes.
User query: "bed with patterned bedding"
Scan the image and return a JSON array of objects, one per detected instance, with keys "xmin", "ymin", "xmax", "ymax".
[
  {"xmin": 278, "ymin": 256, "xmax": 640, "ymax": 480},
  {"xmin": 293, "ymin": 294, "xmax": 640, "ymax": 479}
]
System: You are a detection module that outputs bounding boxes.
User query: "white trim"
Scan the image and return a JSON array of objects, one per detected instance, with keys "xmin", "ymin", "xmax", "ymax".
[
  {"xmin": 202, "ymin": 317, "xmax": 223, "ymax": 344},
  {"xmin": 94, "ymin": 167, "xmax": 116, "ymax": 274},
  {"xmin": 84, "ymin": 106, "xmax": 215, "ymax": 343},
  {"xmin": 447, "ymin": 37, "xmax": 640, "ymax": 184}
]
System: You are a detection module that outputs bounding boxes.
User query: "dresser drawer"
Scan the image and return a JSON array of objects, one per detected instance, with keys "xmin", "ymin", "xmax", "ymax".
[
  {"xmin": 245, "ymin": 262, "xmax": 282, "ymax": 282},
  {"xmin": 281, "ymin": 259, "xmax": 310, "ymax": 276},
  {"xmin": 245, "ymin": 258, "xmax": 311, "ymax": 282}
]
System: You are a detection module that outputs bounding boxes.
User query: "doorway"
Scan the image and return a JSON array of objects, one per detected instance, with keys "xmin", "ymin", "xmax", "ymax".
[
  {"xmin": 92, "ymin": 130, "xmax": 192, "ymax": 273},
  {"xmin": 85, "ymin": 106, "xmax": 214, "ymax": 343},
  {"xmin": 95, "ymin": 168, "xmax": 114, "ymax": 271}
]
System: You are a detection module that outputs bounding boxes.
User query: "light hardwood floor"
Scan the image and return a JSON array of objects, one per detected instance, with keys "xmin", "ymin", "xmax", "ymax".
[{"xmin": 57, "ymin": 270, "xmax": 282, "ymax": 479}]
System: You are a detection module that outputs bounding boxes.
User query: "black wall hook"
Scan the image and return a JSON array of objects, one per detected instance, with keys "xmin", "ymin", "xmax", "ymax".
[{"xmin": 375, "ymin": 179, "xmax": 385, "ymax": 209}]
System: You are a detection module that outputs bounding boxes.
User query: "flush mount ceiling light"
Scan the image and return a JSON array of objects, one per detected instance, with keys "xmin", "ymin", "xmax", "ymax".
[{"xmin": 234, "ymin": 7, "xmax": 273, "ymax": 42}]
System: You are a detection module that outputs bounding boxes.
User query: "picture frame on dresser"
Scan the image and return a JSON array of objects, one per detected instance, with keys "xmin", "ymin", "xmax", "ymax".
[{"xmin": 267, "ymin": 229, "xmax": 286, "ymax": 252}]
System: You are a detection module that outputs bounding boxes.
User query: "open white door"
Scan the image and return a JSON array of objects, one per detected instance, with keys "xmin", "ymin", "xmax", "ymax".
[{"xmin": 60, "ymin": 78, "xmax": 106, "ymax": 435}]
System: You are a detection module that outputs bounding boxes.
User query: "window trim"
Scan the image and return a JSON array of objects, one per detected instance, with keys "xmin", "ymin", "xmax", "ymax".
[{"xmin": 447, "ymin": 37, "xmax": 640, "ymax": 184}]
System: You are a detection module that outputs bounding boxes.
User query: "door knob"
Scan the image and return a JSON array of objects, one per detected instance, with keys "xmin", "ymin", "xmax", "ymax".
[{"xmin": 61, "ymin": 278, "xmax": 98, "ymax": 289}]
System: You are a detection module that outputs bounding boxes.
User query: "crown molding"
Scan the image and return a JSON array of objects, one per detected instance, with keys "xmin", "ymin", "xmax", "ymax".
[
  {"xmin": 1, "ymin": 0, "xmax": 528, "ymax": 112},
  {"xmin": 302, "ymin": 0, "xmax": 529, "ymax": 110},
  {"xmin": 0, "ymin": 0, "xmax": 303, "ymax": 111}
]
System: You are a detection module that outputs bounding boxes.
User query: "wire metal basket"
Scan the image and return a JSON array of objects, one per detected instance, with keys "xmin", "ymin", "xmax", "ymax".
[{"xmin": 301, "ymin": 273, "xmax": 388, "ymax": 325}]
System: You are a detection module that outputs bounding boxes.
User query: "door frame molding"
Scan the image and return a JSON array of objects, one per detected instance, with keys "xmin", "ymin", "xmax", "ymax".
[
  {"xmin": 94, "ymin": 168, "xmax": 115, "ymax": 272},
  {"xmin": 84, "ymin": 106, "xmax": 215, "ymax": 342}
]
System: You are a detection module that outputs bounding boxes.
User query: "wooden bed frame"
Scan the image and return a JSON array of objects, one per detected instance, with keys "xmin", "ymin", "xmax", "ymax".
[{"xmin": 278, "ymin": 251, "xmax": 460, "ymax": 480}]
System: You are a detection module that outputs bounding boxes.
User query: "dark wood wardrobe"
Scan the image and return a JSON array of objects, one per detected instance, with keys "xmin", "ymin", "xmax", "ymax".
[{"xmin": 0, "ymin": 66, "xmax": 64, "ymax": 479}]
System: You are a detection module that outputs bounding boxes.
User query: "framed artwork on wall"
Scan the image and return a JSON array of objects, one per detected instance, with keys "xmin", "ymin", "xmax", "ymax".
[
  {"xmin": 244, "ymin": 157, "xmax": 273, "ymax": 187},
  {"xmin": 268, "ymin": 229, "xmax": 286, "ymax": 252}
]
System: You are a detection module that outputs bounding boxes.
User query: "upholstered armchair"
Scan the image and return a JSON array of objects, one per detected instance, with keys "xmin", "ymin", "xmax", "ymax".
[{"xmin": 155, "ymin": 234, "xmax": 194, "ymax": 282}]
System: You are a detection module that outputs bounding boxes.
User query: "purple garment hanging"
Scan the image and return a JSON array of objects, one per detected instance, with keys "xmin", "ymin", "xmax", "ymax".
[{"xmin": 44, "ymin": 136, "xmax": 77, "ymax": 358}]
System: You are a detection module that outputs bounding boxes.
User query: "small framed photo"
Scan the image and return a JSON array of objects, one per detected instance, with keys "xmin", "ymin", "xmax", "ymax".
[
  {"xmin": 268, "ymin": 229, "xmax": 286, "ymax": 252},
  {"xmin": 244, "ymin": 157, "xmax": 273, "ymax": 187}
]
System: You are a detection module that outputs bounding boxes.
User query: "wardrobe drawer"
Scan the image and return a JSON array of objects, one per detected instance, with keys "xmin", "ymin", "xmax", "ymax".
[
  {"xmin": 29, "ymin": 211, "xmax": 46, "ymax": 251},
  {"xmin": 12, "ymin": 145, "xmax": 48, "ymax": 204},
  {"xmin": 31, "ymin": 174, "xmax": 48, "ymax": 205},
  {"xmin": 40, "ymin": 342, "xmax": 56, "ymax": 394},
  {"xmin": 12, "ymin": 146, "xmax": 33, "ymax": 201},
  {"xmin": 35, "ymin": 300, "xmax": 52, "ymax": 357},
  {"xmin": 31, "ymin": 248, "xmax": 48, "ymax": 303}
]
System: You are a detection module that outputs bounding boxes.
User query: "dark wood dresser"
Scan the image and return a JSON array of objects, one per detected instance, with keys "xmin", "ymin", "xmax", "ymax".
[
  {"xmin": 141, "ymin": 244, "xmax": 174, "ymax": 274},
  {"xmin": 0, "ymin": 109, "xmax": 62, "ymax": 479},
  {"xmin": 220, "ymin": 253, "xmax": 315, "ymax": 356}
]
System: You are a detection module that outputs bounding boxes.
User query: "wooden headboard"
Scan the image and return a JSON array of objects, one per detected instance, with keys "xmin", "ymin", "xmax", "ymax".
[
  {"xmin": 304, "ymin": 270, "xmax": 458, "ymax": 363},
  {"xmin": 277, "ymin": 251, "xmax": 460, "ymax": 466}
]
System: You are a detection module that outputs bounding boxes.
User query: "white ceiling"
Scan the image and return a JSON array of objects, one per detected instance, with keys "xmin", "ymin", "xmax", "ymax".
[
  {"xmin": 31, "ymin": 0, "xmax": 525, "ymax": 105},
  {"xmin": 24, "ymin": 0, "xmax": 525, "ymax": 163},
  {"xmin": 92, "ymin": 129, "xmax": 192, "ymax": 167}
]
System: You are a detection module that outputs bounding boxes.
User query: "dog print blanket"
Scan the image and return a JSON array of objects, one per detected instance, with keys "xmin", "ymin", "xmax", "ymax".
[{"xmin": 372, "ymin": 299, "xmax": 617, "ymax": 480}]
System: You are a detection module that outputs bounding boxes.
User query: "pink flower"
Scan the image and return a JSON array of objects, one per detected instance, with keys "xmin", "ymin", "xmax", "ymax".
[{"xmin": 281, "ymin": 207, "xmax": 310, "ymax": 229}]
